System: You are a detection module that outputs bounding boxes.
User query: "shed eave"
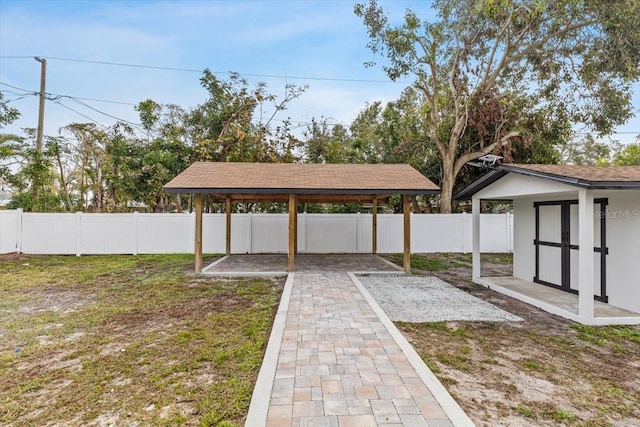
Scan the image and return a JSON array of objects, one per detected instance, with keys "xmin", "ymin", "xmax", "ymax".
[{"xmin": 455, "ymin": 164, "xmax": 640, "ymax": 200}]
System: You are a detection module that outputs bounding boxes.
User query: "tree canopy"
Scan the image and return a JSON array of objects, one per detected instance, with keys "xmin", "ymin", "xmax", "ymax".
[
  {"xmin": 3, "ymin": 0, "xmax": 640, "ymax": 214},
  {"xmin": 355, "ymin": 0, "xmax": 640, "ymax": 211},
  {"xmin": 0, "ymin": 73, "xmax": 306, "ymax": 212}
]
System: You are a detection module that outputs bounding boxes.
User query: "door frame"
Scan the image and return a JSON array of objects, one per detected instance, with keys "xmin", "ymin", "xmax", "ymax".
[{"xmin": 533, "ymin": 198, "xmax": 608, "ymax": 302}]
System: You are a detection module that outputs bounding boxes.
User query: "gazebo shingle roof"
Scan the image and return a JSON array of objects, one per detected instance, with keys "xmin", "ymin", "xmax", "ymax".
[{"xmin": 163, "ymin": 162, "xmax": 439, "ymax": 195}]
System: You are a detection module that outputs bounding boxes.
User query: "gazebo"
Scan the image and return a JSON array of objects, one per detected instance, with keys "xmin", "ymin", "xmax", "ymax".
[{"xmin": 163, "ymin": 162, "xmax": 439, "ymax": 273}]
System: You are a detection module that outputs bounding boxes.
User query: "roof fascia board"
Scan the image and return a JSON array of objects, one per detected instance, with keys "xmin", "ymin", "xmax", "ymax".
[
  {"xmin": 456, "ymin": 164, "xmax": 640, "ymax": 199},
  {"xmin": 163, "ymin": 187, "xmax": 440, "ymax": 195}
]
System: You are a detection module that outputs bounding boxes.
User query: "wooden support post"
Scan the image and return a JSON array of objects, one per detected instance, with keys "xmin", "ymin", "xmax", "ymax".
[
  {"xmin": 225, "ymin": 195, "xmax": 231, "ymax": 255},
  {"xmin": 403, "ymin": 194, "xmax": 411, "ymax": 273},
  {"xmin": 372, "ymin": 196, "xmax": 378, "ymax": 254},
  {"xmin": 288, "ymin": 194, "xmax": 296, "ymax": 271},
  {"xmin": 194, "ymin": 193, "xmax": 203, "ymax": 273}
]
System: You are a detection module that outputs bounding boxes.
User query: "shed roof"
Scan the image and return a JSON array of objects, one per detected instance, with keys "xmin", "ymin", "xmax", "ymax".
[
  {"xmin": 455, "ymin": 164, "xmax": 640, "ymax": 199},
  {"xmin": 163, "ymin": 162, "xmax": 439, "ymax": 197}
]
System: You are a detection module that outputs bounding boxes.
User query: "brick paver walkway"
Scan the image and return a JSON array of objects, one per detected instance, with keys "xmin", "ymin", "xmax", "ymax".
[
  {"xmin": 209, "ymin": 255, "xmax": 474, "ymax": 426},
  {"xmin": 265, "ymin": 271, "xmax": 456, "ymax": 427}
]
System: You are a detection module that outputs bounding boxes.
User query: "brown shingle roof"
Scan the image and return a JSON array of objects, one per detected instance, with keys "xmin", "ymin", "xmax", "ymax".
[
  {"xmin": 163, "ymin": 162, "xmax": 439, "ymax": 195},
  {"xmin": 507, "ymin": 164, "xmax": 640, "ymax": 183},
  {"xmin": 454, "ymin": 163, "xmax": 640, "ymax": 199}
]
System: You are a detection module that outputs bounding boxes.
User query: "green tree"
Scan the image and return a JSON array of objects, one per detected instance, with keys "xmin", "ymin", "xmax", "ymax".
[
  {"xmin": 0, "ymin": 92, "xmax": 23, "ymax": 197},
  {"xmin": 134, "ymin": 100, "xmax": 193, "ymax": 211},
  {"xmin": 0, "ymin": 92, "xmax": 19, "ymax": 128},
  {"xmin": 62, "ymin": 123, "xmax": 109, "ymax": 211},
  {"xmin": 355, "ymin": 0, "xmax": 640, "ymax": 212},
  {"xmin": 303, "ymin": 118, "xmax": 351, "ymax": 164},
  {"xmin": 561, "ymin": 134, "xmax": 612, "ymax": 165},
  {"xmin": 187, "ymin": 71, "xmax": 305, "ymax": 163},
  {"xmin": 5, "ymin": 129, "xmax": 61, "ymax": 212},
  {"xmin": 613, "ymin": 142, "xmax": 640, "ymax": 166}
]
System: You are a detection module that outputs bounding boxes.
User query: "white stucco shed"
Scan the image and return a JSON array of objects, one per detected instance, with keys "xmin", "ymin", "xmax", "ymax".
[{"xmin": 456, "ymin": 164, "xmax": 640, "ymax": 325}]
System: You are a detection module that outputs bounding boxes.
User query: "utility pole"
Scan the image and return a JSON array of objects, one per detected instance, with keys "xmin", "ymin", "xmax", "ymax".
[
  {"xmin": 34, "ymin": 56, "xmax": 47, "ymax": 201},
  {"xmin": 34, "ymin": 57, "xmax": 47, "ymax": 153}
]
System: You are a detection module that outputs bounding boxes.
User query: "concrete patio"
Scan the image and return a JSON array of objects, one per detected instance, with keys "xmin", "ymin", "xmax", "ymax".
[{"xmin": 476, "ymin": 276, "xmax": 640, "ymax": 326}]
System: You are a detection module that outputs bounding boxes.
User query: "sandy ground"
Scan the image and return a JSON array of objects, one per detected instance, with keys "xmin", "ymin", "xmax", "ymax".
[{"xmin": 389, "ymin": 255, "xmax": 640, "ymax": 427}]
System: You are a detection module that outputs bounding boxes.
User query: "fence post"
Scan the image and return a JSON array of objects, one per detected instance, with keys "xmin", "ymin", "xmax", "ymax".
[
  {"xmin": 355, "ymin": 212, "xmax": 360, "ymax": 253},
  {"xmin": 16, "ymin": 208, "xmax": 23, "ymax": 254},
  {"xmin": 75, "ymin": 211, "xmax": 82, "ymax": 257},
  {"xmin": 460, "ymin": 212, "xmax": 467, "ymax": 253},
  {"xmin": 133, "ymin": 211, "xmax": 139, "ymax": 256},
  {"xmin": 248, "ymin": 212, "xmax": 253, "ymax": 254}
]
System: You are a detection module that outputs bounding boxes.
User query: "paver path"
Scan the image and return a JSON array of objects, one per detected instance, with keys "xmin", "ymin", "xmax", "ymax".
[{"xmin": 264, "ymin": 271, "xmax": 456, "ymax": 427}]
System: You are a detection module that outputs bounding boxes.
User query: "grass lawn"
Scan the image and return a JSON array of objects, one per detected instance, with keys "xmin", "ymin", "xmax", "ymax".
[{"xmin": 0, "ymin": 254, "xmax": 283, "ymax": 426}]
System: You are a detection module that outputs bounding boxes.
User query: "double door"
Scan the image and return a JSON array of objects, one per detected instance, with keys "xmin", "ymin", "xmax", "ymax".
[{"xmin": 533, "ymin": 199, "xmax": 608, "ymax": 302}]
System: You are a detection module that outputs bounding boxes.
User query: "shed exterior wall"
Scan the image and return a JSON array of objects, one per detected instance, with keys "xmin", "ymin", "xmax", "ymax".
[
  {"xmin": 512, "ymin": 191, "xmax": 640, "ymax": 313},
  {"xmin": 602, "ymin": 192, "xmax": 640, "ymax": 313}
]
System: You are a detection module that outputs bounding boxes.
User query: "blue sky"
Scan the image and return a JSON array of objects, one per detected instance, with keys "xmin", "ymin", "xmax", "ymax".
[{"xmin": 1, "ymin": 0, "xmax": 638, "ymax": 145}]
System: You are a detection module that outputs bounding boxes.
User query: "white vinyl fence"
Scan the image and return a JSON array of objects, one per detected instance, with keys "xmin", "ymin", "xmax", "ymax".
[{"xmin": 0, "ymin": 210, "xmax": 513, "ymax": 255}]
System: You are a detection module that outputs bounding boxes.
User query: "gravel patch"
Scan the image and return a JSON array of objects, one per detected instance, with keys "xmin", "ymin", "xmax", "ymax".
[{"xmin": 358, "ymin": 274, "xmax": 522, "ymax": 322}]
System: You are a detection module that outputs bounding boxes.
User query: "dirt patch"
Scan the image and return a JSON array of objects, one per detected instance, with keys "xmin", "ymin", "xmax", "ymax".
[
  {"xmin": 17, "ymin": 290, "xmax": 96, "ymax": 315},
  {"xmin": 386, "ymin": 253, "xmax": 640, "ymax": 427}
]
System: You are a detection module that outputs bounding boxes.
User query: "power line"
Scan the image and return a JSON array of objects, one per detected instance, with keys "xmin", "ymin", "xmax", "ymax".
[
  {"xmin": 0, "ymin": 81, "xmax": 334, "ymax": 129},
  {"xmin": 0, "ymin": 82, "xmax": 33, "ymax": 92},
  {"xmin": 5, "ymin": 95, "xmax": 32, "ymax": 103},
  {"xmin": 0, "ymin": 82, "xmax": 143, "ymax": 129},
  {"xmin": 2, "ymin": 80, "xmax": 638, "ymax": 136},
  {"xmin": 0, "ymin": 55, "xmax": 406, "ymax": 84},
  {"xmin": 53, "ymin": 100, "xmax": 105, "ymax": 127},
  {"xmin": 66, "ymin": 97, "xmax": 142, "ymax": 129},
  {"xmin": 1, "ymin": 81, "xmax": 136, "ymax": 106}
]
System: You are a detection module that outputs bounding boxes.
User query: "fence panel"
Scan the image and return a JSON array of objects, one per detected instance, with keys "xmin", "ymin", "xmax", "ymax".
[
  {"xmin": 356, "ymin": 214, "xmax": 373, "ymax": 253},
  {"xmin": 80, "ymin": 214, "xmax": 136, "ymax": 254},
  {"xmin": 0, "ymin": 210, "xmax": 515, "ymax": 255},
  {"xmin": 305, "ymin": 214, "xmax": 358, "ymax": 253},
  {"xmin": 250, "ymin": 214, "xmax": 288, "ymax": 253},
  {"xmin": 376, "ymin": 214, "xmax": 403, "ymax": 253},
  {"xmin": 412, "ymin": 214, "xmax": 466, "ymax": 252},
  {"xmin": 201, "ymin": 214, "xmax": 225, "ymax": 254},
  {"xmin": 21, "ymin": 213, "xmax": 78, "ymax": 254},
  {"xmin": 0, "ymin": 210, "xmax": 19, "ymax": 253},
  {"xmin": 476, "ymin": 214, "xmax": 513, "ymax": 252},
  {"xmin": 138, "ymin": 213, "xmax": 194, "ymax": 254}
]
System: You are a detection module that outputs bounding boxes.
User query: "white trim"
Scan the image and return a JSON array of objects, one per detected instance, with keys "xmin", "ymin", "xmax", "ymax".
[
  {"xmin": 578, "ymin": 189, "xmax": 595, "ymax": 320},
  {"xmin": 472, "ymin": 197, "xmax": 481, "ymax": 280},
  {"xmin": 244, "ymin": 273, "xmax": 295, "ymax": 427}
]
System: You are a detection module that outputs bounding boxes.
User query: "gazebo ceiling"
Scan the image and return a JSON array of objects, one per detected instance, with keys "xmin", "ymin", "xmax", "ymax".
[{"xmin": 163, "ymin": 162, "xmax": 440, "ymax": 201}]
